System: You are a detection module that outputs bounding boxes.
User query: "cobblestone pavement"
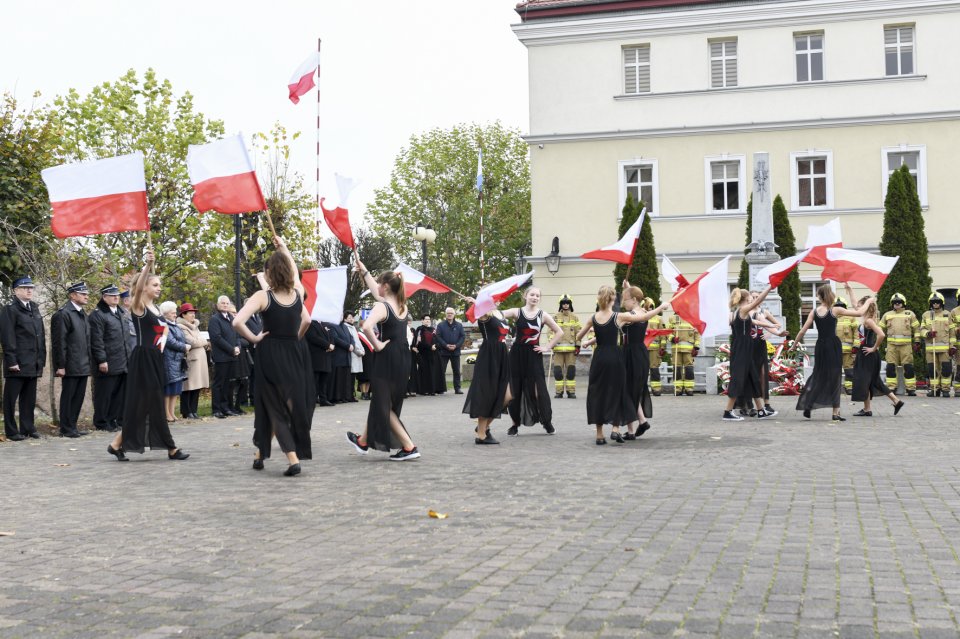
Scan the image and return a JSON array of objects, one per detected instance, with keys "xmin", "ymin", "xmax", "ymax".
[{"xmin": 2, "ymin": 392, "xmax": 960, "ymax": 639}]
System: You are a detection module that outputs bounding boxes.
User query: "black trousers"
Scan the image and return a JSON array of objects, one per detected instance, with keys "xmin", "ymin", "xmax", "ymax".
[
  {"xmin": 93, "ymin": 374, "xmax": 126, "ymax": 430},
  {"xmin": 180, "ymin": 389, "xmax": 200, "ymax": 416},
  {"xmin": 3, "ymin": 376, "xmax": 38, "ymax": 437},
  {"xmin": 212, "ymin": 362, "xmax": 233, "ymax": 414},
  {"xmin": 314, "ymin": 371, "xmax": 329, "ymax": 402},
  {"xmin": 233, "ymin": 376, "xmax": 249, "ymax": 409},
  {"xmin": 440, "ymin": 355, "xmax": 461, "ymax": 391},
  {"xmin": 59, "ymin": 375, "xmax": 87, "ymax": 434}
]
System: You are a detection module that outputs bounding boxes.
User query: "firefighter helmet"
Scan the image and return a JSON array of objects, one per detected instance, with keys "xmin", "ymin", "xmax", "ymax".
[
  {"xmin": 834, "ymin": 296, "xmax": 847, "ymax": 308},
  {"xmin": 558, "ymin": 294, "xmax": 574, "ymax": 312},
  {"xmin": 890, "ymin": 293, "xmax": 906, "ymax": 305},
  {"xmin": 929, "ymin": 292, "xmax": 945, "ymax": 307}
]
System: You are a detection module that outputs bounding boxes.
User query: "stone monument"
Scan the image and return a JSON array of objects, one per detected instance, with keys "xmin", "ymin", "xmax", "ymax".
[{"xmin": 744, "ymin": 152, "xmax": 784, "ymax": 323}]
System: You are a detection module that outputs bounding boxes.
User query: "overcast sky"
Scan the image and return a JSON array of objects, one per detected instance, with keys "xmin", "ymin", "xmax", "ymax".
[{"xmin": 1, "ymin": 1, "xmax": 529, "ymax": 225}]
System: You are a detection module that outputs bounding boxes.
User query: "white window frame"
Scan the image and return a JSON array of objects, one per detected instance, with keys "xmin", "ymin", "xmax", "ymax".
[
  {"xmin": 709, "ymin": 38, "xmax": 738, "ymax": 89},
  {"xmin": 623, "ymin": 45, "xmax": 651, "ymax": 95},
  {"xmin": 880, "ymin": 145, "xmax": 927, "ymax": 207},
  {"xmin": 703, "ymin": 154, "xmax": 746, "ymax": 214},
  {"xmin": 618, "ymin": 159, "xmax": 659, "ymax": 218},
  {"xmin": 794, "ymin": 32, "xmax": 824, "ymax": 83},
  {"xmin": 790, "ymin": 150, "xmax": 834, "ymax": 211},
  {"xmin": 884, "ymin": 25, "xmax": 915, "ymax": 77}
]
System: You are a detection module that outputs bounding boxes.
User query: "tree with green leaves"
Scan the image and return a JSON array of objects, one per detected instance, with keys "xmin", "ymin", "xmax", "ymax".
[
  {"xmin": 613, "ymin": 194, "xmax": 660, "ymax": 304},
  {"xmin": 367, "ymin": 122, "xmax": 530, "ymax": 300},
  {"xmin": 877, "ymin": 164, "xmax": 931, "ymax": 378},
  {"xmin": 772, "ymin": 195, "xmax": 801, "ymax": 336}
]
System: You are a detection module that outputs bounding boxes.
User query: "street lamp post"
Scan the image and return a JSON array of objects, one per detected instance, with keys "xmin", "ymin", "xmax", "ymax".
[{"xmin": 412, "ymin": 224, "xmax": 437, "ymax": 274}]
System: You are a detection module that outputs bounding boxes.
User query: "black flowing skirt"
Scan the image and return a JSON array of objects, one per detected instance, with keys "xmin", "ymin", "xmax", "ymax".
[
  {"xmin": 851, "ymin": 351, "xmax": 893, "ymax": 402},
  {"xmin": 623, "ymin": 343, "xmax": 653, "ymax": 420},
  {"xmin": 463, "ymin": 342, "xmax": 510, "ymax": 420},
  {"xmin": 508, "ymin": 345, "xmax": 552, "ymax": 427},
  {"xmin": 367, "ymin": 341, "xmax": 411, "ymax": 451},
  {"xmin": 417, "ymin": 349, "xmax": 445, "ymax": 394},
  {"xmin": 586, "ymin": 345, "xmax": 638, "ymax": 426},
  {"xmin": 797, "ymin": 335, "xmax": 842, "ymax": 411},
  {"xmin": 252, "ymin": 337, "xmax": 314, "ymax": 459},
  {"xmin": 121, "ymin": 347, "xmax": 177, "ymax": 453}
]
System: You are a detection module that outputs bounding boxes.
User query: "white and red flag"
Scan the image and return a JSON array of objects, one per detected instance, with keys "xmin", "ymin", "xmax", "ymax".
[
  {"xmin": 288, "ymin": 52, "xmax": 320, "ymax": 104},
  {"xmin": 187, "ymin": 134, "xmax": 266, "ymax": 214},
  {"xmin": 581, "ymin": 208, "xmax": 646, "ymax": 264},
  {"xmin": 300, "ymin": 266, "xmax": 348, "ymax": 324},
  {"xmin": 669, "ymin": 256, "xmax": 731, "ymax": 338},
  {"xmin": 466, "ymin": 271, "xmax": 535, "ymax": 322},
  {"xmin": 320, "ymin": 173, "xmax": 357, "ymax": 250},
  {"xmin": 802, "ymin": 217, "xmax": 843, "ymax": 266},
  {"xmin": 41, "ymin": 152, "xmax": 149, "ymax": 239},
  {"xmin": 395, "ymin": 263, "xmax": 452, "ymax": 297},
  {"xmin": 821, "ymin": 248, "xmax": 899, "ymax": 292},
  {"xmin": 755, "ymin": 249, "xmax": 812, "ymax": 288},
  {"xmin": 660, "ymin": 255, "xmax": 690, "ymax": 292},
  {"xmin": 644, "ymin": 328, "xmax": 673, "ymax": 348}
]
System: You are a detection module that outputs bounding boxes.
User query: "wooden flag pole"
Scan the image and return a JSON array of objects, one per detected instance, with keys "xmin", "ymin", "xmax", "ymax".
[{"xmin": 264, "ymin": 209, "xmax": 277, "ymax": 237}]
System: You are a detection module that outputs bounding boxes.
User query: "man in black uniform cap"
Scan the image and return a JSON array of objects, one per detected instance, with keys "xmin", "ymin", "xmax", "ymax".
[
  {"xmin": 51, "ymin": 281, "xmax": 92, "ymax": 437},
  {"xmin": 0, "ymin": 276, "xmax": 46, "ymax": 440},
  {"xmin": 88, "ymin": 284, "xmax": 131, "ymax": 432}
]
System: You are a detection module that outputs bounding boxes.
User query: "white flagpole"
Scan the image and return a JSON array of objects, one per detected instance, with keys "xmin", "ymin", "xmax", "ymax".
[{"xmin": 315, "ymin": 38, "xmax": 322, "ymax": 261}]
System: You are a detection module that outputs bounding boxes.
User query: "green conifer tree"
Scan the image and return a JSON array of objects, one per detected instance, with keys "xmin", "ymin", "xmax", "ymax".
[
  {"xmin": 877, "ymin": 164, "xmax": 932, "ymax": 379},
  {"xmin": 737, "ymin": 196, "xmax": 752, "ymax": 289},
  {"xmin": 614, "ymin": 196, "xmax": 661, "ymax": 304},
  {"xmin": 772, "ymin": 194, "xmax": 802, "ymax": 336}
]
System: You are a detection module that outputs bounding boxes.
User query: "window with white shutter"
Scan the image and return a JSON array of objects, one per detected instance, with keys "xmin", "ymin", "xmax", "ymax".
[
  {"xmin": 884, "ymin": 25, "xmax": 914, "ymax": 76},
  {"xmin": 710, "ymin": 39, "xmax": 737, "ymax": 88},
  {"xmin": 623, "ymin": 46, "xmax": 651, "ymax": 94}
]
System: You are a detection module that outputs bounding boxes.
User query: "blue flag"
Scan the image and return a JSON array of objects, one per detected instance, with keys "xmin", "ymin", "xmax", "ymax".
[{"xmin": 475, "ymin": 150, "xmax": 483, "ymax": 195}]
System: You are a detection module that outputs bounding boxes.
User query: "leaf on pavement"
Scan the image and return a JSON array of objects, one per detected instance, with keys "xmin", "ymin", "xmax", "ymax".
[{"xmin": 428, "ymin": 510, "xmax": 448, "ymax": 519}]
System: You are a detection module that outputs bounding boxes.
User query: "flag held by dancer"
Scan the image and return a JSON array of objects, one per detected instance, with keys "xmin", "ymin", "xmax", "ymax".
[
  {"xmin": 186, "ymin": 134, "xmax": 266, "ymax": 214},
  {"xmin": 820, "ymin": 248, "xmax": 899, "ymax": 292},
  {"xmin": 661, "ymin": 254, "xmax": 690, "ymax": 291},
  {"xmin": 669, "ymin": 256, "xmax": 731, "ymax": 338},
  {"xmin": 320, "ymin": 173, "xmax": 358, "ymax": 249},
  {"xmin": 802, "ymin": 217, "xmax": 842, "ymax": 266},
  {"xmin": 466, "ymin": 271, "xmax": 535, "ymax": 322},
  {"xmin": 41, "ymin": 152, "xmax": 150, "ymax": 238},
  {"xmin": 301, "ymin": 266, "xmax": 348, "ymax": 324},
  {"xmin": 581, "ymin": 208, "xmax": 645, "ymax": 264},
  {"xmin": 755, "ymin": 249, "xmax": 812, "ymax": 288},
  {"xmin": 394, "ymin": 263, "xmax": 452, "ymax": 297}
]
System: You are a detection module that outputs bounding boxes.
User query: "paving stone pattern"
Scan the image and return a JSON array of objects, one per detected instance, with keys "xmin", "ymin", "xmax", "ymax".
[{"xmin": 2, "ymin": 393, "xmax": 960, "ymax": 638}]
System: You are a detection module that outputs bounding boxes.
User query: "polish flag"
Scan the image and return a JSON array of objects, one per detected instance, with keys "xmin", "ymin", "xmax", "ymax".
[
  {"xmin": 466, "ymin": 271, "xmax": 535, "ymax": 322},
  {"xmin": 669, "ymin": 256, "xmax": 731, "ymax": 338},
  {"xmin": 755, "ymin": 249, "xmax": 812, "ymax": 288},
  {"xmin": 821, "ymin": 248, "xmax": 899, "ymax": 292},
  {"xmin": 661, "ymin": 255, "xmax": 690, "ymax": 292},
  {"xmin": 42, "ymin": 152, "xmax": 149, "ymax": 239},
  {"xmin": 187, "ymin": 134, "xmax": 266, "ymax": 214},
  {"xmin": 395, "ymin": 263, "xmax": 452, "ymax": 297},
  {"xmin": 320, "ymin": 173, "xmax": 357, "ymax": 249},
  {"xmin": 301, "ymin": 266, "xmax": 348, "ymax": 324},
  {"xmin": 802, "ymin": 218, "xmax": 843, "ymax": 266},
  {"xmin": 581, "ymin": 208, "xmax": 645, "ymax": 264},
  {"xmin": 288, "ymin": 52, "xmax": 320, "ymax": 104},
  {"xmin": 644, "ymin": 328, "xmax": 673, "ymax": 348}
]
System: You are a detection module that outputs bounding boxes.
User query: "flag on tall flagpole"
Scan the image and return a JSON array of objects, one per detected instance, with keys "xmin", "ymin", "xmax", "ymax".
[
  {"xmin": 475, "ymin": 150, "xmax": 483, "ymax": 198},
  {"xmin": 755, "ymin": 249, "xmax": 812, "ymax": 288},
  {"xmin": 669, "ymin": 256, "xmax": 731, "ymax": 338},
  {"xmin": 288, "ymin": 51, "xmax": 321, "ymax": 104},
  {"xmin": 466, "ymin": 271, "xmax": 535, "ymax": 322},
  {"xmin": 581, "ymin": 208, "xmax": 646, "ymax": 264},
  {"xmin": 187, "ymin": 134, "xmax": 266, "ymax": 214},
  {"xmin": 41, "ymin": 152, "xmax": 150, "ymax": 238},
  {"xmin": 300, "ymin": 266, "xmax": 348, "ymax": 323},
  {"xmin": 820, "ymin": 248, "xmax": 899, "ymax": 291},
  {"xmin": 802, "ymin": 217, "xmax": 843, "ymax": 266},
  {"xmin": 660, "ymin": 255, "xmax": 690, "ymax": 291},
  {"xmin": 320, "ymin": 173, "xmax": 357, "ymax": 249},
  {"xmin": 394, "ymin": 263, "xmax": 453, "ymax": 297}
]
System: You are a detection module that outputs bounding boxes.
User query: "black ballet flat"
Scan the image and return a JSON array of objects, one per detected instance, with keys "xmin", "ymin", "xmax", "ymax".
[
  {"xmin": 636, "ymin": 422, "xmax": 651, "ymax": 437},
  {"xmin": 168, "ymin": 449, "xmax": 190, "ymax": 460},
  {"xmin": 252, "ymin": 458, "xmax": 264, "ymax": 470},
  {"xmin": 610, "ymin": 431, "xmax": 624, "ymax": 443},
  {"xmin": 831, "ymin": 415, "xmax": 846, "ymax": 422},
  {"xmin": 853, "ymin": 409, "xmax": 872, "ymax": 417},
  {"xmin": 803, "ymin": 409, "xmax": 811, "ymax": 419},
  {"xmin": 894, "ymin": 401, "xmax": 905, "ymax": 415},
  {"xmin": 107, "ymin": 444, "xmax": 128, "ymax": 462},
  {"xmin": 283, "ymin": 463, "xmax": 301, "ymax": 477},
  {"xmin": 595, "ymin": 438, "xmax": 607, "ymax": 446},
  {"xmin": 623, "ymin": 432, "xmax": 637, "ymax": 441}
]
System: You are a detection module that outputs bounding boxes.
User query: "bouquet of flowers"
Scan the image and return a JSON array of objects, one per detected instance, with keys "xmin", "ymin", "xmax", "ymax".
[{"xmin": 769, "ymin": 340, "xmax": 808, "ymax": 395}]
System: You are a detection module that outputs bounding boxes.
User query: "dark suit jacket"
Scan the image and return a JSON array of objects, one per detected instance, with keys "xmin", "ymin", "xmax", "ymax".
[
  {"xmin": 88, "ymin": 299, "xmax": 131, "ymax": 376},
  {"xmin": 0, "ymin": 299, "xmax": 46, "ymax": 378},
  {"xmin": 51, "ymin": 302, "xmax": 90, "ymax": 376},
  {"xmin": 325, "ymin": 321, "xmax": 352, "ymax": 368},
  {"xmin": 305, "ymin": 321, "xmax": 332, "ymax": 373},
  {"xmin": 208, "ymin": 312, "xmax": 239, "ymax": 363}
]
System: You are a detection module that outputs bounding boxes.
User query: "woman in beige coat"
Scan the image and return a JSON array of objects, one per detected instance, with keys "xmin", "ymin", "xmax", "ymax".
[{"xmin": 177, "ymin": 303, "xmax": 211, "ymax": 419}]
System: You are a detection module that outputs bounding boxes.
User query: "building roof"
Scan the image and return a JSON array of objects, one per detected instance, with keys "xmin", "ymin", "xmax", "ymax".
[{"xmin": 515, "ymin": 0, "xmax": 729, "ymax": 21}]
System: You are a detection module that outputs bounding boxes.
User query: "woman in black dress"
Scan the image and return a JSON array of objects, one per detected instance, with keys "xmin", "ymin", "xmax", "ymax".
[
  {"xmin": 107, "ymin": 249, "xmax": 189, "ymax": 462},
  {"xmin": 851, "ymin": 297, "xmax": 905, "ymax": 417},
  {"xmin": 503, "ymin": 287, "xmax": 562, "ymax": 437},
  {"xmin": 576, "ymin": 285, "xmax": 648, "ymax": 444},
  {"xmin": 347, "ymin": 259, "xmax": 421, "ymax": 461},
  {"xmin": 795, "ymin": 283, "xmax": 870, "ymax": 421},
  {"xmin": 462, "ymin": 301, "xmax": 512, "ymax": 445},
  {"xmin": 233, "ymin": 236, "xmax": 314, "ymax": 477},
  {"xmin": 620, "ymin": 283, "xmax": 671, "ymax": 439},
  {"xmin": 413, "ymin": 314, "xmax": 444, "ymax": 395},
  {"xmin": 734, "ymin": 295, "xmax": 783, "ymax": 416},
  {"xmin": 723, "ymin": 285, "xmax": 783, "ymax": 421}
]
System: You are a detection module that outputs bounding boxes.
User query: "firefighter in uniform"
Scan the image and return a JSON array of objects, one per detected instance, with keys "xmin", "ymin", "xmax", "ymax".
[
  {"xmin": 644, "ymin": 298, "xmax": 665, "ymax": 396},
  {"xmin": 950, "ymin": 302, "xmax": 960, "ymax": 395},
  {"xmin": 879, "ymin": 293, "xmax": 920, "ymax": 396},
  {"xmin": 668, "ymin": 314, "xmax": 700, "ymax": 396},
  {"xmin": 921, "ymin": 292, "xmax": 953, "ymax": 397},
  {"xmin": 552, "ymin": 295, "xmax": 581, "ymax": 399},
  {"xmin": 834, "ymin": 296, "xmax": 860, "ymax": 395}
]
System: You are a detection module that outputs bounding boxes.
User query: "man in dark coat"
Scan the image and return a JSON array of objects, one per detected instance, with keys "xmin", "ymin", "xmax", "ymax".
[
  {"xmin": 208, "ymin": 295, "xmax": 241, "ymax": 418},
  {"xmin": 0, "ymin": 276, "xmax": 46, "ymax": 440},
  {"xmin": 120, "ymin": 290, "xmax": 137, "ymax": 352},
  {"xmin": 88, "ymin": 285, "xmax": 131, "ymax": 432},
  {"xmin": 325, "ymin": 319, "xmax": 353, "ymax": 403},
  {"xmin": 435, "ymin": 306, "xmax": 466, "ymax": 394},
  {"xmin": 51, "ymin": 281, "xmax": 91, "ymax": 437},
  {"xmin": 236, "ymin": 312, "xmax": 262, "ymax": 408},
  {"xmin": 305, "ymin": 320, "xmax": 334, "ymax": 406}
]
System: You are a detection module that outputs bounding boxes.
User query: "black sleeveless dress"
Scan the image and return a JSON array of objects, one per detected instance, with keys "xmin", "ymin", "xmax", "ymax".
[
  {"xmin": 727, "ymin": 312, "xmax": 762, "ymax": 400},
  {"xmin": 852, "ymin": 325, "xmax": 893, "ymax": 402},
  {"xmin": 508, "ymin": 309, "xmax": 553, "ymax": 428},
  {"xmin": 735, "ymin": 312, "xmax": 768, "ymax": 409},
  {"xmin": 252, "ymin": 291, "xmax": 314, "ymax": 460},
  {"xmin": 462, "ymin": 314, "xmax": 511, "ymax": 419},
  {"xmin": 586, "ymin": 313, "xmax": 638, "ymax": 426},
  {"xmin": 796, "ymin": 309, "xmax": 842, "ymax": 411},
  {"xmin": 122, "ymin": 306, "xmax": 177, "ymax": 453},
  {"xmin": 621, "ymin": 319, "xmax": 653, "ymax": 420},
  {"xmin": 366, "ymin": 302, "xmax": 412, "ymax": 451}
]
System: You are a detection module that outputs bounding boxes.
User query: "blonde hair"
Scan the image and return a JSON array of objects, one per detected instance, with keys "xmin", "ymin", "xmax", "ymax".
[
  {"xmin": 860, "ymin": 296, "xmax": 877, "ymax": 320},
  {"xmin": 597, "ymin": 285, "xmax": 616, "ymax": 310},
  {"xmin": 729, "ymin": 288, "xmax": 748, "ymax": 309},
  {"xmin": 817, "ymin": 284, "xmax": 836, "ymax": 307},
  {"xmin": 624, "ymin": 285, "xmax": 644, "ymax": 302},
  {"xmin": 377, "ymin": 270, "xmax": 407, "ymax": 315}
]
